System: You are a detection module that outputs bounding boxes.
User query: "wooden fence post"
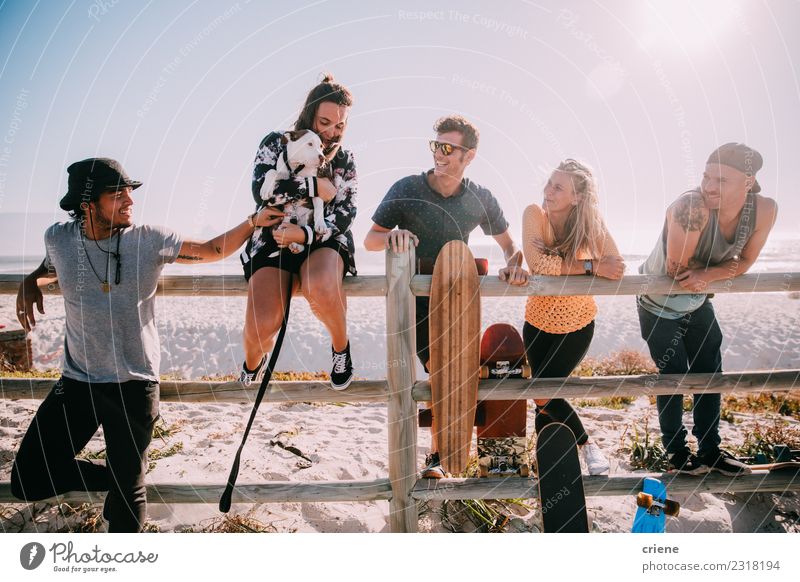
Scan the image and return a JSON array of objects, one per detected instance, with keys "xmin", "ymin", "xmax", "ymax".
[{"xmin": 386, "ymin": 246, "xmax": 418, "ymax": 532}]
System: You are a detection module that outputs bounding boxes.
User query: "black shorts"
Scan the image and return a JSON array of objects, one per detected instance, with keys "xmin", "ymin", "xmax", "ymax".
[{"xmin": 243, "ymin": 238, "xmax": 350, "ymax": 281}]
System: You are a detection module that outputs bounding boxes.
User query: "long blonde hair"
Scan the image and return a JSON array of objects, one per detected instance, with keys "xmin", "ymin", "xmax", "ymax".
[{"xmin": 548, "ymin": 159, "xmax": 606, "ymax": 259}]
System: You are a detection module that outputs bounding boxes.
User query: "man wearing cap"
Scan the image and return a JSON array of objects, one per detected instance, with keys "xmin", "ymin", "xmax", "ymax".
[
  {"xmin": 11, "ymin": 158, "xmax": 282, "ymax": 532},
  {"xmin": 637, "ymin": 143, "xmax": 778, "ymax": 476}
]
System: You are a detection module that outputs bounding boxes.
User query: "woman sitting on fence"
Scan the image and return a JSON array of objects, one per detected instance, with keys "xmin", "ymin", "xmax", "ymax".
[
  {"xmin": 519, "ymin": 159, "xmax": 625, "ymax": 475},
  {"xmin": 239, "ymin": 74, "xmax": 358, "ymax": 391}
]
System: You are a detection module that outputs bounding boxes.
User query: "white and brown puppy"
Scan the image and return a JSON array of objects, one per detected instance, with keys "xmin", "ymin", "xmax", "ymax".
[{"xmin": 260, "ymin": 129, "xmax": 329, "ymax": 255}]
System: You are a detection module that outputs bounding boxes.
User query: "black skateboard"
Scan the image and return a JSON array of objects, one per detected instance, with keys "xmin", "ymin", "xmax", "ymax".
[{"xmin": 535, "ymin": 423, "xmax": 589, "ymax": 533}]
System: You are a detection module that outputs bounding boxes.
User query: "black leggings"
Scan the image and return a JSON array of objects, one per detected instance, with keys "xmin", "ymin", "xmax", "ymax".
[
  {"xmin": 523, "ymin": 320, "xmax": 594, "ymax": 446},
  {"xmin": 11, "ymin": 376, "xmax": 159, "ymax": 533}
]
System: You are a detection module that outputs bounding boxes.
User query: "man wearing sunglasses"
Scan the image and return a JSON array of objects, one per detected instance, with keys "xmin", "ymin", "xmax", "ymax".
[
  {"xmin": 12, "ymin": 158, "xmax": 283, "ymax": 532},
  {"xmin": 365, "ymin": 115, "xmax": 528, "ymax": 478}
]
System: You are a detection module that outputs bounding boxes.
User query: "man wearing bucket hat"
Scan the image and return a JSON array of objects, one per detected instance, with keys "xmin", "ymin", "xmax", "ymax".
[
  {"xmin": 637, "ymin": 143, "xmax": 778, "ymax": 476},
  {"xmin": 11, "ymin": 158, "xmax": 283, "ymax": 532}
]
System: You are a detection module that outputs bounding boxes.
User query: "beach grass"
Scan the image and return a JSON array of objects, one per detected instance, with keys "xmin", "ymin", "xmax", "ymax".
[
  {"xmin": 619, "ymin": 417, "xmax": 669, "ymax": 472},
  {"xmin": 735, "ymin": 419, "xmax": 800, "ymax": 462}
]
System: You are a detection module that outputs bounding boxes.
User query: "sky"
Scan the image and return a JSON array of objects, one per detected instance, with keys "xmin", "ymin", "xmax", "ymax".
[{"xmin": 1, "ymin": 0, "xmax": 798, "ymax": 258}]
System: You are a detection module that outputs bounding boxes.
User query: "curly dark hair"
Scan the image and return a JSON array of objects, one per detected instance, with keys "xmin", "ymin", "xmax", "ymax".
[{"xmin": 433, "ymin": 115, "xmax": 479, "ymax": 150}]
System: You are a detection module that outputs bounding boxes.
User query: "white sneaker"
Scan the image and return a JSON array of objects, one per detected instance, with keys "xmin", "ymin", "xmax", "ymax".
[{"xmin": 581, "ymin": 442, "xmax": 610, "ymax": 475}]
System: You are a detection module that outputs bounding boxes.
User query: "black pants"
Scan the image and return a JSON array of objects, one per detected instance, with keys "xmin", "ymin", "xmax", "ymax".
[
  {"xmin": 637, "ymin": 301, "xmax": 723, "ymax": 456},
  {"xmin": 10, "ymin": 376, "xmax": 159, "ymax": 533},
  {"xmin": 523, "ymin": 320, "xmax": 594, "ymax": 445}
]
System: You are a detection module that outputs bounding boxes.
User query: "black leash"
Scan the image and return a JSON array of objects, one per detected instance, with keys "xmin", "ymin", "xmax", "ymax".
[{"xmin": 219, "ymin": 281, "xmax": 293, "ymax": 513}]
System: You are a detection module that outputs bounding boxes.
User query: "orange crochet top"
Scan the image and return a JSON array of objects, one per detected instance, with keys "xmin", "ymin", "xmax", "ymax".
[{"xmin": 522, "ymin": 204, "xmax": 619, "ymax": 334}]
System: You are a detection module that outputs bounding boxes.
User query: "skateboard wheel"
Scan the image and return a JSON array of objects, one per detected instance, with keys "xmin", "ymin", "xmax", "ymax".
[
  {"xmin": 479, "ymin": 366, "xmax": 489, "ymax": 379},
  {"xmin": 663, "ymin": 499, "xmax": 680, "ymax": 517},
  {"xmin": 519, "ymin": 464, "xmax": 530, "ymax": 478},
  {"xmin": 521, "ymin": 364, "xmax": 531, "ymax": 378},
  {"xmin": 636, "ymin": 492, "xmax": 654, "ymax": 509}
]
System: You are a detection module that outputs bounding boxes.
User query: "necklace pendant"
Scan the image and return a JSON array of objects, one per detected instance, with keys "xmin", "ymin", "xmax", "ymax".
[{"xmin": 102, "ymin": 282, "xmax": 111, "ymax": 293}]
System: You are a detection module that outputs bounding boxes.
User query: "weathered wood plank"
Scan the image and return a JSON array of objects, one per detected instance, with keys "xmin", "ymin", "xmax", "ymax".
[
  {"xmin": 411, "ymin": 272, "xmax": 800, "ymax": 297},
  {"xmin": 4, "ymin": 371, "xmax": 796, "ymax": 403},
  {"xmin": 3, "ymin": 471, "xmax": 793, "ymax": 505},
  {"xmin": 411, "ymin": 471, "xmax": 800, "ymax": 500},
  {"xmin": 412, "ymin": 370, "xmax": 800, "ymax": 402},
  {"xmin": 0, "ymin": 479, "xmax": 393, "ymax": 504},
  {"xmin": 0, "ymin": 274, "xmax": 388, "ymax": 297},
  {"xmin": 385, "ymin": 247, "xmax": 419, "ymax": 533},
  {"xmin": 0, "ymin": 378, "xmax": 389, "ymax": 403}
]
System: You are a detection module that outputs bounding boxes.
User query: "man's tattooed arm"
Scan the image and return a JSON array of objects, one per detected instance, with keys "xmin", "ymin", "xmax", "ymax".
[
  {"xmin": 663, "ymin": 194, "xmax": 708, "ymax": 279},
  {"xmin": 177, "ymin": 254, "xmax": 203, "ymax": 261},
  {"xmin": 672, "ymin": 195, "xmax": 707, "ymax": 232}
]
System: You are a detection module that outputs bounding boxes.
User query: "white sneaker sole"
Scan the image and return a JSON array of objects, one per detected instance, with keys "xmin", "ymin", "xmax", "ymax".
[{"xmin": 330, "ymin": 374, "xmax": 353, "ymax": 391}]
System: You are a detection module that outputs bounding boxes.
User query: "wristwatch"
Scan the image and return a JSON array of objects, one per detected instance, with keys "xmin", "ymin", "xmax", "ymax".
[{"xmin": 583, "ymin": 259, "xmax": 593, "ymax": 276}]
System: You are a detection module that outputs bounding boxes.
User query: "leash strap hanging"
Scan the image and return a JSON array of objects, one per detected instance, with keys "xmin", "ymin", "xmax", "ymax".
[{"xmin": 219, "ymin": 282, "xmax": 293, "ymax": 513}]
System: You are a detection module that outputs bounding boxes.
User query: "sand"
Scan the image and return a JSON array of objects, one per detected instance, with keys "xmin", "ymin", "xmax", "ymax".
[{"xmin": 1, "ymin": 291, "xmax": 799, "ymax": 533}]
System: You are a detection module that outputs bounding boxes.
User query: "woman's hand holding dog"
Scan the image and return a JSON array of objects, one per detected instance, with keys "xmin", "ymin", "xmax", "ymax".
[
  {"xmin": 273, "ymin": 223, "xmax": 306, "ymax": 247},
  {"xmin": 252, "ymin": 206, "xmax": 285, "ymax": 228}
]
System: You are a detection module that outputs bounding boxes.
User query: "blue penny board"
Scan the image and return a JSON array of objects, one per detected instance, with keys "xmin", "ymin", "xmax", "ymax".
[
  {"xmin": 632, "ymin": 477, "xmax": 667, "ymax": 533},
  {"xmin": 536, "ymin": 423, "xmax": 588, "ymax": 533}
]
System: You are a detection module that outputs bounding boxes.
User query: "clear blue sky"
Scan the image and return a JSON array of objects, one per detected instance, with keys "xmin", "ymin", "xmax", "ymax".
[{"xmin": 1, "ymin": 0, "xmax": 798, "ymax": 256}]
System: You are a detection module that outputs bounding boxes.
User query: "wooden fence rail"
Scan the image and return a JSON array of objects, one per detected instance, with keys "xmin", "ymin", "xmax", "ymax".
[
  {"xmin": 1, "ymin": 254, "xmax": 798, "ymax": 532},
  {"xmin": 1, "ymin": 370, "xmax": 797, "ymax": 403}
]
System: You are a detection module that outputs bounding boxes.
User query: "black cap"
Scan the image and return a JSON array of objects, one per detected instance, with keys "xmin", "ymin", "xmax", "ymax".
[
  {"xmin": 706, "ymin": 143, "xmax": 763, "ymax": 193},
  {"xmin": 59, "ymin": 158, "xmax": 142, "ymax": 211}
]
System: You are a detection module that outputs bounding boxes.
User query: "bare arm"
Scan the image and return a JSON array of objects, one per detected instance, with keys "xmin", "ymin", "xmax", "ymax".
[
  {"xmin": 16, "ymin": 259, "xmax": 57, "ymax": 331},
  {"xmin": 676, "ymin": 196, "xmax": 777, "ymax": 290},
  {"xmin": 665, "ymin": 193, "xmax": 709, "ymax": 277},
  {"xmin": 364, "ymin": 222, "xmax": 419, "ymax": 253},
  {"xmin": 175, "ymin": 207, "xmax": 284, "ymax": 264},
  {"xmin": 493, "ymin": 230, "xmax": 528, "ymax": 285}
]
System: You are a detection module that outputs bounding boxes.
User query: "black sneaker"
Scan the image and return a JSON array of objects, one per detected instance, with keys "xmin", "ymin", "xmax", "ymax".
[
  {"xmin": 667, "ymin": 449, "xmax": 709, "ymax": 475},
  {"xmin": 700, "ymin": 450, "xmax": 753, "ymax": 477},
  {"xmin": 239, "ymin": 356, "xmax": 267, "ymax": 387},
  {"xmin": 421, "ymin": 452, "xmax": 446, "ymax": 479},
  {"xmin": 330, "ymin": 342, "xmax": 354, "ymax": 391}
]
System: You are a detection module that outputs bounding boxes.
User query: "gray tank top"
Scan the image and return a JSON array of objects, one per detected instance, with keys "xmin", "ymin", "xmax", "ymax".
[{"xmin": 638, "ymin": 191, "xmax": 757, "ymax": 319}]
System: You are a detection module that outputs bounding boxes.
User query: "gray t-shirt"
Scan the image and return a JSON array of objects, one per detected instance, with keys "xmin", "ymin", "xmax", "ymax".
[{"xmin": 44, "ymin": 221, "xmax": 183, "ymax": 383}]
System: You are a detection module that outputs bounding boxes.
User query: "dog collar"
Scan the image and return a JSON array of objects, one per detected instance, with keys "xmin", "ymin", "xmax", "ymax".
[{"xmin": 283, "ymin": 147, "xmax": 305, "ymax": 177}]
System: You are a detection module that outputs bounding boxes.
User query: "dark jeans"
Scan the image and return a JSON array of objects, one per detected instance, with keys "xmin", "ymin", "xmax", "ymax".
[
  {"xmin": 523, "ymin": 320, "xmax": 595, "ymax": 446},
  {"xmin": 637, "ymin": 301, "xmax": 723, "ymax": 457},
  {"xmin": 11, "ymin": 376, "xmax": 159, "ymax": 533}
]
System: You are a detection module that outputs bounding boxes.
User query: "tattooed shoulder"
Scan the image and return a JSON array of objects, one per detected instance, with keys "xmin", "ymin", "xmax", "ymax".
[{"xmin": 671, "ymin": 195, "xmax": 707, "ymax": 232}]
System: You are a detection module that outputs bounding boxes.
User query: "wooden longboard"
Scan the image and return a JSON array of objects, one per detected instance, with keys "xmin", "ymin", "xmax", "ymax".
[
  {"xmin": 535, "ymin": 423, "xmax": 588, "ymax": 533},
  {"xmin": 747, "ymin": 462, "xmax": 800, "ymax": 472},
  {"xmin": 429, "ymin": 241, "xmax": 481, "ymax": 475}
]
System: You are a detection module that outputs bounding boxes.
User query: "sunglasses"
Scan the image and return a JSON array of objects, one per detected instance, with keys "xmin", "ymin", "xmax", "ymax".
[{"xmin": 429, "ymin": 140, "xmax": 467, "ymax": 156}]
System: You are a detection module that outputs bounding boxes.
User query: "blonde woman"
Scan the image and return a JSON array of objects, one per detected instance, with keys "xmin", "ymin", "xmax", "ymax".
[{"xmin": 520, "ymin": 159, "xmax": 624, "ymax": 475}]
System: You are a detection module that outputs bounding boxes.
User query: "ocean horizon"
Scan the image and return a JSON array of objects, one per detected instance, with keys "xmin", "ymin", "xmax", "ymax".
[{"xmin": 1, "ymin": 232, "xmax": 798, "ymax": 277}]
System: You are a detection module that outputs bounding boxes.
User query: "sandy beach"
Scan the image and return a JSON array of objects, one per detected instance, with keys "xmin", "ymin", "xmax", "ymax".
[
  {"xmin": 2, "ymin": 292, "xmax": 798, "ymax": 382},
  {"xmin": 1, "ymin": 289, "xmax": 799, "ymax": 533},
  {"xmin": 2, "ymin": 395, "xmax": 799, "ymax": 533}
]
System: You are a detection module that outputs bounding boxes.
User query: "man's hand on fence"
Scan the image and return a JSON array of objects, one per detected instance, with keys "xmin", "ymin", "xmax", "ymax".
[
  {"xmin": 675, "ymin": 268, "xmax": 712, "ymax": 292},
  {"xmin": 386, "ymin": 229, "xmax": 419, "ymax": 253},
  {"xmin": 16, "ymin": 277, "xmax": 45, "ymax": 332}
]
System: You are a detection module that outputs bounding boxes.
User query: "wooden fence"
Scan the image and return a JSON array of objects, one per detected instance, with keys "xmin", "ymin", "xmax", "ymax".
[{"xmin": 1, "ymin": 252, "xmax": 798, "ymax": 532}]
